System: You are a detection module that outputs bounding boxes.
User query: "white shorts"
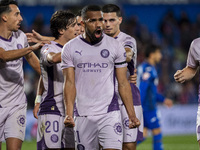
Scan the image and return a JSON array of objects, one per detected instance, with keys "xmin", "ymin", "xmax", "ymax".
[
  {"xmin": 0, "ymin": 104, "xmax": 27, "ymax": 142},
  {"xmin": 74, "ymin": 111, "xmax": 123, "ymax": 150},
  {"xmin": 120, "ymin": 104, "xmax": 143, "ymax": 143},
  {"xmin": 37, "ymin": 114, "xmax": 75, "ymax": 150},
  {"xmin": 196, "ymin": 105, "xmax": 200, "ymax": 141}
]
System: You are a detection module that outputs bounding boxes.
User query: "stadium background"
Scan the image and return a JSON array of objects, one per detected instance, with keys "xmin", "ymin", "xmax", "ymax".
[{"xmin": 4, "ymin": 0, "xmax": 200, "ymax": 149}]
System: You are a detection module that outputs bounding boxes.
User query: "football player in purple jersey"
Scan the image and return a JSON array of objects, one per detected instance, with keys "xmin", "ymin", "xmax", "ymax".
[{"xmin": 0, "ymin": 0, "xmax": 44, "ymax": 149}]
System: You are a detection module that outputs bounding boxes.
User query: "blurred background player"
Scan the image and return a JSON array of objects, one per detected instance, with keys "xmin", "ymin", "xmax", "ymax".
[
  {"xmin": 137, "ymin": 44, "xmax": 173, "ymax": 150},
  {"xmin": 36, "ymin": 10, "xmax": 78, "ymax": 150},
  {"xmin": 76, "ymin": 10, "xmax": 84, "ymax": 35},
  {"xmin": 174, "ymin": 38, "xmax": 200, "ymax": 149},
  {"xmin": 61, "ymin": 5, "xmax": 140, "ymax": 150},
  {"xmin": 102, "ymin": 4, "xmax": 143, "ymax": 150},
  {"xmin": 0, "ymin": 0, "xmax": 44, "ymax": 149}
]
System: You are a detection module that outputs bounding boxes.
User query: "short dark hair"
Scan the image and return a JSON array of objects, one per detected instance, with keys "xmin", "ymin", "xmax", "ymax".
[
  {"xmin": 81, "ymin": 5, "xmax": 101, "ymax": 20},
  {"xmin": 50, "ymin": 10, "xmax": 76, "ymax": 39},
  {"xmin": 145, "ymin": 44, "xmax": 161, "ymax": 58},
  {"xmin": 0, "ymin": 0, "xmax": 18, "ymax": 16},
  {"xmin": 102, "ymin": 4, "xmax": 122, "ymax": 17}
]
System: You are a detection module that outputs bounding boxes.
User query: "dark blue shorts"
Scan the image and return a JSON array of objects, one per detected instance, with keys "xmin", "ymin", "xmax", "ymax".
[{"xmin": 143, "ymin": 110, "xmax": 161, "ymax": 129}]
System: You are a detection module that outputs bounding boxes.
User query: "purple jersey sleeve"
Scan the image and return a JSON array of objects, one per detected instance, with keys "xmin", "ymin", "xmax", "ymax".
[
  {"xmin": 61, "ymin": 42, "xmax": 74, "ymax": 69},
  {"xmin": 187, "ymin": 38, "xmax": 200, "ymax": 68},
  {"xmin": 114, "ymin": 41, "xmax": 127, "ymax": 68}
]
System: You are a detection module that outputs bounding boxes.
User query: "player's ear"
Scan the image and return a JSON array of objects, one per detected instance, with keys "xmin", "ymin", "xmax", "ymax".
[
  {"xmin": 2, "ymin": 14, "xmax": 8, "ymax": 22},
  {"xmin": 58, "ymin": 29, "xmax": 65, "ymax": 35},
  {"xmin": 80, "ymin": 20, "xmax": 85, "ymax": 28},
  {"xmin": 119, "ymin": 17, "xmax": 122, "ymax": 25}
]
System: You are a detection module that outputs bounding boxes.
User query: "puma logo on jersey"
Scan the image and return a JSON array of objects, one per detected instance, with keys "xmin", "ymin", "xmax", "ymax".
[{"xmin": 75, "ymin": 50, "xmax": 82, "ymax": 56}]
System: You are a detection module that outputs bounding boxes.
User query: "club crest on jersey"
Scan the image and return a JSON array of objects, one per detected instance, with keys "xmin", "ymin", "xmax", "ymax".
[
  {"xmin": 124, "ymin": 52, "xmax": 126, "ymax": 58},
  {"xmin": 114, "ymin": 122, "xmax": 122, "ymax": 135},
  {"xmin": 17, "ymin": 115, "xmax": 25, "ymax": 127},
  {"xmin": 123, "ymin": 117, "xmax": 129, "ymax": 129},
  {"xmin": 51, "ymin": 134, "xmax": 59, "ymax": 143},
  {"xmin": 77, "ymin": 144, "xmax": 85, "ymax": 150},
  {"xmin": 17, "ymin": 44, "xmax": 23, "ymax": 49},
  {"xmin": 142, "ymin": 72, "xmax": 150, "ymax": 80},
  {"xmin": 100, "ymin": 49, "xmax": 109, "ymax": 58}
]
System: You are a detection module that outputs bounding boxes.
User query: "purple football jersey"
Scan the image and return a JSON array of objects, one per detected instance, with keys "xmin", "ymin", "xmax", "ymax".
[
  {"xmin": 0, "ymin": 30, "xmax": 28, "ymax": 107},
  {"xmin": 187, "ymin": 38, "xmax": 200, "ymax": 103},
  {"xmin": 39, "ymin": 41, "xmax": 65, "ymax": 116},
  {"xmin": 115, "ymin": 32, "xmax": 141, "ymax": 106},
  {"xmin": 61, "ymin": 34, "xmax": 127, "ymax": 116}
]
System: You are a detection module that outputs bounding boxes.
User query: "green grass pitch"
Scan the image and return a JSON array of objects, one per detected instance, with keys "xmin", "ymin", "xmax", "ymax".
[{"xmin": 2, "ymin": 134, "xmax": 198, "ymax": 150}]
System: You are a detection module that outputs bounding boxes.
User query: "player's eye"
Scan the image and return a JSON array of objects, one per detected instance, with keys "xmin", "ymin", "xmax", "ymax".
[{"xmin": 110, "ymin": 19, "xmax": 116, "ymax": 22}]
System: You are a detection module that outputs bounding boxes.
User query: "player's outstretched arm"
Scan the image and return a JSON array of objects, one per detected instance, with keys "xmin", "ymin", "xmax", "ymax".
[
  {"xmin": 26, "ymin": 30, "xmax": 55, "ymax": 43},
  {"xmin": 63, "ymin": 67, "xmax": 76, "ymax": 127},
  {"xmin": 25, "ymin": 42, "xmax": 46, "ymax": 75},
  {"xmin": 0, "ymin": 41, "xmax": 44, "ymax": 63},
  {"xmin": 174, "ymin": 66, "xmax": 198, "ymax": 83},
  {"xmin": 116, "ymin": 67, "xmax": 140, "ymax": 128}
]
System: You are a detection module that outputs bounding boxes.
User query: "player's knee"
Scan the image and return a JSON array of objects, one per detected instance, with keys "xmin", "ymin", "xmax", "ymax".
[{"xmin": 122, "ymin": 142, "xmax": 136, "ymax": 150}]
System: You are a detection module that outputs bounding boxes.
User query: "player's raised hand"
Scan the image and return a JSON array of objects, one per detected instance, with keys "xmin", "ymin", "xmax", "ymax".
[
  {"xmin": 64, "ymin": 115, "xmax": 75, "ymax": 128},
  {"xmin": 129, "ymin": 116, "xmax": 140, "ymax": 129},
  {"xmin": 174, "ymin": 70, "xmax": 185, "ymax": 83},
  {"xmin": 129, "ymin": 68, "xmax": 137, "ymax": 85},
  {"xmin": 33, "ymin": 103, "xmax": 40, "ymax": 119},
  {"xmin": 26, "ymin": 30, "xmax": 43, "ymax": 43}
]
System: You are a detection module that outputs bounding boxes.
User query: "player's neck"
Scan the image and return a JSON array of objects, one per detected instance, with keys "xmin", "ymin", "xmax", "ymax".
[
  {"xmin": 55, "ymin": 37, "xmax": 70, "ymax": 46},
  {"xmin": 147, "ymin": 58, "xmax": 155, "ymax": 66},
  {"xmin": 113, "ymin": 30, "xmax": 120, "ymax": 38},
  {"xmin": 0, "ymin": 25, "xmax": 12, "ymax": 39}
]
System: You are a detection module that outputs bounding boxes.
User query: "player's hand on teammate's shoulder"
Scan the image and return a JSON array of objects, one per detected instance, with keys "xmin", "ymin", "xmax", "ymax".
[
  {"xmin": 129, "ymin": 116, "xmax": 140, "ymax": 129},
  {"xmin": 30, "ymin": 41, "xmax": 47, "ymax": 51},
  {"xmin": 64, "ymin": 115, "xmax": 75, "ymax": 128},
  {"xmin": 164, "ymin": 98, "xmax": 173, "ymax": 108}
]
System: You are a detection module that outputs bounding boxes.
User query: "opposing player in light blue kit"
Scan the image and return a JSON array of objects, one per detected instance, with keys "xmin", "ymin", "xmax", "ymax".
[
  {"xmin": 102, "ymin": 4, "xmax": 143, "ymax": 150},
  {"xmin": 0, "ymin": 0, "xmax": 44, "ymax": 150},
  {"xmin": 61, "ymin": 5, "xmax": 140, "ymax": 150},
  {"xmin": 36, "ymin": 10, "xmax": 79, "ymax": 150},
  {"xmin": 137, "ymin": 44, "xmax": 173, "ymax": 150},
  {"xmin": 174, "ymin": 38, "xmax": 200, "ymax": 150}
]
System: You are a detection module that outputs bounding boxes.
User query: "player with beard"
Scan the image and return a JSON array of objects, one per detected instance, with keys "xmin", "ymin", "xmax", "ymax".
[
  {"xmin": 102, "ymin": 4, "xmax": 143, "ymax": 150},
  {"xmin": 61, "ymin": 5, "xmax": 140, "ymax": 150}
]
